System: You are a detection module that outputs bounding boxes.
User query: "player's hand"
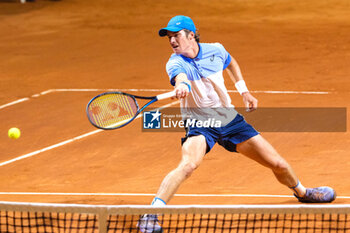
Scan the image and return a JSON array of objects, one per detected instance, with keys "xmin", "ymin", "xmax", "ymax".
[
  {"xmin": 175, "ymin": 82, "xmax": 190, "ymax": 99},
  {"xmin": 242, "ymin": 92, "xmax": 258, "ymax": 112}
]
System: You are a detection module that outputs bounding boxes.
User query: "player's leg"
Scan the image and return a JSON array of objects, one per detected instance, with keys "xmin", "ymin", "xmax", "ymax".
[
  {"xmin": 236, "ymin": 134, "xmax": 336, "ymax": 203},
  {"xmin": 138, "ymin": 135, "xmax": 207, "ymax": 233},
  {"xmin": 236, "ymin": 134, "xmax": 300, "ymax": 190},
  {"xmin": 155, "ymin": 134, "xmax": 207, "ymax": 203}
]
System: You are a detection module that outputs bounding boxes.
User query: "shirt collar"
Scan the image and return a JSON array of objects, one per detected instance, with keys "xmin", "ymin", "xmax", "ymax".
[
  {"xmin": 180, "ymin": 43, "xmax": 202, "ymax": 61},
  {"xmin": 195, "ymin": 43, "xmax": 202, "ymax": 59}
]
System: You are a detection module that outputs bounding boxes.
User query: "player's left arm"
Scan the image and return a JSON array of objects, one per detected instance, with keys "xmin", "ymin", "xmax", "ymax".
[{"xmin": 225, "ymin": 58, "xmax": 258, "ymax": 112}]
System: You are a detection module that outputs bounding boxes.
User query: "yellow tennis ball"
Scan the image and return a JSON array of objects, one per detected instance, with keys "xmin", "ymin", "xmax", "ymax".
[{"xmin": 8, "ymin": 127, "xmax": 21, "ymax": 139}]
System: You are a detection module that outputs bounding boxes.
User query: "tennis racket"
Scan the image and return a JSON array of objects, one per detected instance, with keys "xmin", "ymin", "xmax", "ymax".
[{"xmin": 86, "ymin": 90, "xmax": 176, "ymax": 130}]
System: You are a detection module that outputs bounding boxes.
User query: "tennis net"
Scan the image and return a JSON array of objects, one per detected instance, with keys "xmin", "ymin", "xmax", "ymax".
[{"xmin": 1, "ymin": 201, "xmax": 349, "ymax": 233}]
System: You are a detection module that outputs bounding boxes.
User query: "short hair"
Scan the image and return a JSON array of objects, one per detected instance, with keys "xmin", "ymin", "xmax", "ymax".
[{"xmin": 183, "ymin": 29, "xmax": 200, "ymax": 43}]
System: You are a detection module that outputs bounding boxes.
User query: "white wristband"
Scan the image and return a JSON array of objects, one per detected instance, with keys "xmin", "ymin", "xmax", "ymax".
[{"xmin": 235, "ymin": 80, "xmax": 249, "ymax": 95}]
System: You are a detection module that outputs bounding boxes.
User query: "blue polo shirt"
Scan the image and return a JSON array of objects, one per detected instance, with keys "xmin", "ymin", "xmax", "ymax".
[{"xmin": 165, "ymin": 42, "xmax": 236, "ymax": 126}]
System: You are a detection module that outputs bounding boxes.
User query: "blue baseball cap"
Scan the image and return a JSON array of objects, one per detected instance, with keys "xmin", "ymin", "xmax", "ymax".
[{"xmin": 159, "ymin": 15, "xmax": 196, "ymax": 37}]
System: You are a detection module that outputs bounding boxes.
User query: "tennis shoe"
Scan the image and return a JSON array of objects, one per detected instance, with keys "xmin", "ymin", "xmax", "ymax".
[
  {"xmin": 137, "ymin": 214, "xmax": 163, "ymax": 233},
  {"xmin": 295, "ymin": 186, "xmax": 336, "ymax": 203}
]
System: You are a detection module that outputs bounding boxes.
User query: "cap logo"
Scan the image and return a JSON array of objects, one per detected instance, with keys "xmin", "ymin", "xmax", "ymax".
[{"xmin": 176, "ymin": 22, "xmax": 181, "ymax": 25}]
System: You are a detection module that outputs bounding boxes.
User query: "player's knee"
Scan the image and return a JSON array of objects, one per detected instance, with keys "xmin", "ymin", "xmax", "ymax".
[
  {"xmin": 271, "ymin": 158, "xmax": 290, "ymax": 173},
  {"xmin": 181, "ymin": 162, "xmax": 198, "ymax": 178}
]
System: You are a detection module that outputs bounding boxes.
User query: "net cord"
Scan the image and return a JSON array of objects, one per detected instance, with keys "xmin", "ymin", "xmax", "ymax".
[{"xmin": 1, "ymin": 202, "xmax": 350, "ymax": 215}]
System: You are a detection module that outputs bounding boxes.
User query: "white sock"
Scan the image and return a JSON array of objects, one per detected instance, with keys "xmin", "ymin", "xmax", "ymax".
[
  {"xmin": 290, "ymin": 181, "xmax": 306, "ymax": 197},
  {"xmin": 151, "ymin": 197, "xmax": 166, "ymax": 207}
]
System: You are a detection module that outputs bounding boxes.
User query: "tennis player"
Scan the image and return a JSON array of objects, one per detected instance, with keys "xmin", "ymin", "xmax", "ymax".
[{"xmin": 138, "ymin": 15, "xmax": 336, "ymax": 233}]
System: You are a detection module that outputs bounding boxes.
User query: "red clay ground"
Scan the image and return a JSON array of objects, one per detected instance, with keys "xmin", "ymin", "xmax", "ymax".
[{"xmin": 0, "ymin": 0, "xmax": 349, "ymax": 205}]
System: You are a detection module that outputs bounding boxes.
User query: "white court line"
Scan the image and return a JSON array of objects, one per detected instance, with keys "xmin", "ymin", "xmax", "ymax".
[
  {"xmin": 0, "ymin": 100, "xmax": 180, "ymax": 167},
  {"xmin": 249, "ymin": 90, "xmax": 330, "ymax": 94},
  {"xmin": 0, "ymin": 98, "xmax": 29, "ymax": 110},
  {"xmin": 0, "ymin": 192, "xmax": 348, "ymax": 199},
  {"xmin": 0, "ymin": 192, "xmax": 290, "ymax": 197},
  {"xmin": 39, "ymin": 89, "xmax": 173, "ymax": 95},
  {"xmin": 0, "ymin": 130, "xmax": 100, "ymax": 167}
]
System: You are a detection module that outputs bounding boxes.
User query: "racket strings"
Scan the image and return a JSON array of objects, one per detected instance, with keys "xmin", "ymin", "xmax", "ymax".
[{"xmin": 88, "ymin": 94, "xmax": 138, "ymax": 128}]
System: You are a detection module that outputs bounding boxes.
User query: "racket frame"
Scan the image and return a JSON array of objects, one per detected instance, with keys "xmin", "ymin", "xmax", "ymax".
[{"xmin": 86, "ymin": 90, "xmax": 175, "ymax": 130}]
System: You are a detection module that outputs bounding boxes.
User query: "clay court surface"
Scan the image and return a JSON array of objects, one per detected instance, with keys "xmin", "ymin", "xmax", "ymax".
[{"xmin": 0, "ymin": 0, "xmax": 349, "ymax": 206}]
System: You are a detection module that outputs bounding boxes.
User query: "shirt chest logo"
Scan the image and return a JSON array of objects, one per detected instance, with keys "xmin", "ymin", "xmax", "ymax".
[{"xmin": 210, "ymin": 55, "xmax": 215, "ymax": 62}]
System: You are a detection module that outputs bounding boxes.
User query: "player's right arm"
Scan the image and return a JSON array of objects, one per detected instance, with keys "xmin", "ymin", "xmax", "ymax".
[
  {"xmin": 173, "ymin": 73, "xmax": 191, "ymax": 99},
  {"xmin": 166, "ymin": 55, "xmax": 191, "ymax": 99}
]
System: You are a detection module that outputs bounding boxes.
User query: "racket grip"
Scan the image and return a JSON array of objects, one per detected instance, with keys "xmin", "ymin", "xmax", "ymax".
[{"xmin": 156, "ymin": 90, "xmax": 176, "ymax": 100}]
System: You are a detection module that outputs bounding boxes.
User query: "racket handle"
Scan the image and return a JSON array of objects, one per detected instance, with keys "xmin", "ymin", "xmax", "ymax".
[{"xmin": 156, "ymin": 90, "xmax": 176, "ymax": 100}]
